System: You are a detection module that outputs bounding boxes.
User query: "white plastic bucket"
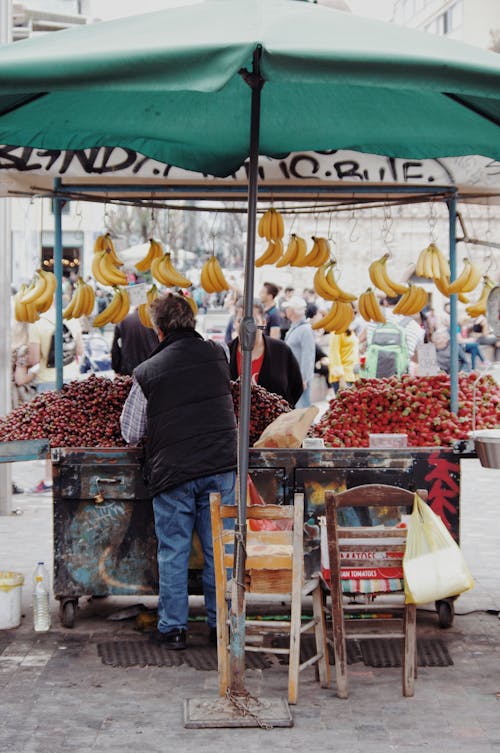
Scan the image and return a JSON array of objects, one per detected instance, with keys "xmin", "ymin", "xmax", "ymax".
[{"xmin": 0, "ymin": 571, "xmax": 24, "ymax": 629}]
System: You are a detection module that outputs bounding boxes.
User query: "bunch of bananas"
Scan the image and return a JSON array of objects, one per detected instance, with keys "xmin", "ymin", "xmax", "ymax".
[
  {"xmin": 446, "ymin": 258, "xmax": 482, "ymax": 295},
  {"xmin": 92, "ymin": 249, "xmax": 128, "ymax": 287},
  {"xmin": 137, "ymin": 284, "xmax": 159, "ymax": 329},
  {"xmin": 13, "ymin": 284, "xmax": 39, "ymax": 323},
  {"xmin": 358, "ymin": 288, "xmax": 386, "ymax": 323},
  {"xmin": 200, "ymin": 256, "xmax": 230, "ymax": 294},
  {"xmin": 92, "ymin": 287, "xmax": 130, "ymax": 328},
  {"xmin": 15, "ymin": 269, "xmax": 57, "ymax": 322},
  {"xmin": 94, "ymin": 233, "xmax": 124, "ymax": 267},
  {"xmin": 255, "ymin": 239, "xmax": 284, "ymax": 267},
  {"xmin": 151, "ymin": 253, "xmax": 192, "ymax": 288},
  {"xmin": 368, "ymin": 254, "xmax": 409, "ymax": 297},
  {"xmin": 313, "ymin": 263, "xmax": 357, "ymax": 303},
  {"xmin": 135, "ymin": 239, "xmax": 164, "ymax": 274},
  {"xmin": 312, "ymin": 300, "xmax": 354, "ymax": 334},
  {"xmin": 415, "ymin": 243, "xmax": 450, "ymax": 280},
  {"xmin": 302, "ymin": 236, "xmax": 331, "ymax": 267},
  {"xmin": 433, "ymin": 275, "xmax": 469, "ymax": 303},
  {"xmin": 392, "ymin": 285, "xmax": 428, "ymax": 316},
  {"xmin": 257, "ymin": 208, "xmax": 285, "ymax": 240},
  {"xmin": 465, "ymin": 276, "xmax": 496, "ymax": 318},
  {"xmin": 275, "ymin": 234, "xmax": 308, "ymax": 268},
  {"xmin": 63, "ymin": 278, "xmax": 95, "ymax": 320}
]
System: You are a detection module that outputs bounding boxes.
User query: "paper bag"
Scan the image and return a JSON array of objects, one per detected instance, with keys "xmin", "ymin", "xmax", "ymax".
[{"xmin": 253, "ymin": 406, "xmax": 319, "ymax": 449}]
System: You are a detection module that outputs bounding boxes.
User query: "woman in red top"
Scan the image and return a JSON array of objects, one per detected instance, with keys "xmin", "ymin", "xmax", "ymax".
[{"xmin": 228, "ymin": 300, "xmax": 303, "ymax": 407}]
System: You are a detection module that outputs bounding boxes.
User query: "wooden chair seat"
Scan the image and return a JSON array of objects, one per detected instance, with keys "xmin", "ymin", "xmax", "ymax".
[{"xmin": 210, "ymin": 492, "xmax": 331, "ymax": 705}]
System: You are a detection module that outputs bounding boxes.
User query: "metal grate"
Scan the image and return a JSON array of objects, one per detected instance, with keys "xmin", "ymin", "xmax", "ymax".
[
  {"xmin": 97, "ymin": 641, "xmax": 273, "ymax": 670},
  {"xmin": 360, "ymin": 638, "xmax": 453, "ymax": 668}
]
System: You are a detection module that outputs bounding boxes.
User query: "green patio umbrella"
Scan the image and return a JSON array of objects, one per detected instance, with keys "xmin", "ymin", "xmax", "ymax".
[{"xmin": 1, "ymin": 0, "xmax": 500, "ymax": 706}]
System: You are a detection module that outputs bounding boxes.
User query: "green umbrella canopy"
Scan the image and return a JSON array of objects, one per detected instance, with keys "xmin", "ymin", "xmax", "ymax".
[{"xmin": 0, "ymin": 0, "xmax": 499, "ymax": 176}]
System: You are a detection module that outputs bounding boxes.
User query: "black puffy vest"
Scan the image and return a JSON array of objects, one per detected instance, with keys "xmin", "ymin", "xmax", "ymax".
[{"xmin": 134, "ymin": 329, "xmax": 237, "ymax": 496}]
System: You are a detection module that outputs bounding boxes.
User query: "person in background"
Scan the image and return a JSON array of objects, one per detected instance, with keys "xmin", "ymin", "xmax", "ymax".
[
  {"xmin": 259, "ymin": 282, "xmax": 281, "ymax": 339},
  {"xmin": 284, "ymin": 296, "xmax": 316, "ymax": 408},
  {"xmin": 278, "ymin": 286, "xmax": 295, "ymax": 339},
  {"xmin": 432, "ymin": 327, "xmax": 470, "ymax": 374},
  {"xmin": 27, "ymin": 304, "xmax": 84, "ymax": 493},
  {"xmin": 228, "ymin": 299, "xmax": 303, "ymax": 407},
  {"xmin": 111, "ymin": 307, "xmax": 160, "ymax": 376},
  {"xmin": 303, "ymin": 288, "xmax": 318, "ymax": 320},
  {"xmin": 328, "ymin": 328, "xmax": 360, "ymax": 394},
  {"xmin": 120, "ymin": 293, "xmax": 237, "ymax": 650}
]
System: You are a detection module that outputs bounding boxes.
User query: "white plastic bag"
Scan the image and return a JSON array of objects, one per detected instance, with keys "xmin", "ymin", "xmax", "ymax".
[{"xmin": 403, "ymin": 493, "xmax": 474, "ymax": 605}]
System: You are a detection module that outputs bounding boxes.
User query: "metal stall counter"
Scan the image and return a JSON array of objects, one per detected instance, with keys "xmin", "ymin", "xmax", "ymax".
[{"xmin": 48, "ymin": 444, "xmax": 463, "ymax": 628}]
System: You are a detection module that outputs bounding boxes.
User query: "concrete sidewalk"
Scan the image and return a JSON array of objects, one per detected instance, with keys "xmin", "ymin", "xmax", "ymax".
[{"xmin": 0, "ymin": 458, "xmax": 499, "ymax": 752}]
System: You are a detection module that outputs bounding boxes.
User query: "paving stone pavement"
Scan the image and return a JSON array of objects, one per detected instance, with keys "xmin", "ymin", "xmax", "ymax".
[{"xmin": 0, "ymin": 457, "xmax": 498, "ymax": 752}]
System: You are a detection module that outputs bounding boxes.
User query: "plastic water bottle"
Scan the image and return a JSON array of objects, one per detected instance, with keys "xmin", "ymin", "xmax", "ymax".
[{"xmin": 32, "ymin": 562, "xmax": 50, "ymax": 632}]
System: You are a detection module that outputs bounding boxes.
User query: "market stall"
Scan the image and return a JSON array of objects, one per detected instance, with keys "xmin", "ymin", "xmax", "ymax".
[{"xmin": 1, "ymin": 0, "xmax": 500, "ymax": 719}]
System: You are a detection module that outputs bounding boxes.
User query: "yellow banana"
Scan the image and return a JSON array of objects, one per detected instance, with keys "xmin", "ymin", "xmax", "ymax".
[
  {"xmin": 377, "ymin": 254, "xmax": 409, "ymax": 296},
  {"xmin": 358, "ymin": 289, "xmax": 385, "ymax": 323},
  {"xmin": 99, "ymin": 250, "xmax": 128, "ymax": 286},
  {"xmin": 137, "ymin": 303, "xmax": 154, "ymax": 328},
  {"xmin": 135, "ymin": 239, "xmax": 162, "ymax": 273},
  {"xmin": 184, "ymin": 295, "xmax": 198, "ymax": 316},
  {"xmin": 92, "ymin": 288, "xmax": 123, "ymax": 328},
  {"xmin": 257, "ymin": 210, "xmax": 270, "ymax": 239},
  {"xmin": 209, "ymin": 256, "xmax": 230, "ymax": 292},
  {"xmin": 313, "ymin": 264, "xmax": 336, "ymax": 301},
  {"xmin": 312, "ymin": 300, "xmax": 351, "ymax": 332},
  {"xmin": 368, "ymin": 256, "xmax": 396, "ymax": 297},
  {"xmin": 314, "ymin": 237, "xmax": 331, "ymax": 267},
  {"xmin": 275, "ymin": 209, "xmax": 285, "ymax": 240},
  {"xmin": 112, "ymin": 288, "xmax": 130, "ymax": 324},
  {"xmin": 161, "ymin": 254, "xmax": 192, "ymax": 288},
  {"xmin": 34, "ymin": 270, "xmax": 57, "ymax": 312},
  {"xmin": 303, "ymin": 238, "xmax": 320, "ymax": 267},
  {"xmin": 100, "ymin": 233, "xmax": 123, "ymax": 267},
  {"xmin": 448, "ymin": 258, "xmax": 482, "ymax": 294},
  {"xmin": 67, "ymin": 280, "xmax": 85, "ymax": 319},
  {"xmin": 276, "ymin": 235, "xmax": 300, "ymax": 268},
  {"xmin": 392, "ymin": 285, "xmax": 427, "ymax": 316},
  {"xmin": 255, "ymin": 240, "xmax": 282, "ymax": 267},
  {"xmin": 465, "ymin": 276, "xmax": 496, "ymax": 318},
  {"xmin": 200, "ymin": 259, "xmax": 216, "ymax": 294},
  {"xmin": 20, "ymin": 271, "xmax": 48, "ymax": 305},
  {"xmin": 14, "ymin": 285, "xmax": 39, "ymax": 323},
  {"xmin": 147, "ymin": 283, "xmax": 159, "ymax": 304},
  {"xmin": 325, "ymin": 266, "xmax": 357, "ymax": 303},
  {"xmin": 290, "ymin": 235, "xmax": 308, "ymax": 267},
  {"xmin": 83, "ymin": 283, "xmax": 96, "ymax": 316}
]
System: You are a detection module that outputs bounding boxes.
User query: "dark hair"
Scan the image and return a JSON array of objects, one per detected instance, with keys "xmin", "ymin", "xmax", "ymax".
[
  {"xmin": 150, "ymin": 292, "xmax": 195, "ymax": 334},
  {"xmin": 262, "ymin": 282, "xmax": 279, "ymax": 299}
]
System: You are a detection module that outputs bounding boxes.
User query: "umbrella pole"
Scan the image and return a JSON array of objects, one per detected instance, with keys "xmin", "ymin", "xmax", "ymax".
[{"xmin": 230, "ymin": 46, "xmax": 264, "ymax": 696}]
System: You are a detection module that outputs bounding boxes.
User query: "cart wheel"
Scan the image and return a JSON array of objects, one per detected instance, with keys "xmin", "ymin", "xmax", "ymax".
[
  {"xmin": 60, "ymin": 600, "xmax": 77, "ymax": 629},
  {"xmin": 435, "ymin": 599, "xmax": 454, "ymax": 629}
]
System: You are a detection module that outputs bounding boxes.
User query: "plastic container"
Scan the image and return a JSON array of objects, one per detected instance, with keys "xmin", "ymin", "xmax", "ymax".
[
  {"xmin": 471, "ymin": 429, "xmax": 500, "ymax": 469},
  {"xmin": 32, "ymin": 562, "xmax": 51, "ymax": 632},
  {"xmin": 0, "ymin": 571, "xmax": 24, "ymax": 629}
]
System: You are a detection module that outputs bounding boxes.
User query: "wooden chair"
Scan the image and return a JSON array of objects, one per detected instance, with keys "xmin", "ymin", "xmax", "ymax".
[
  {"xmin": 210, "ymin": 491, "xmax": 331, "ymax": 705},
  {"xmin": 324, "ymin": 484, "xmax": 428, "ymax": 699}
]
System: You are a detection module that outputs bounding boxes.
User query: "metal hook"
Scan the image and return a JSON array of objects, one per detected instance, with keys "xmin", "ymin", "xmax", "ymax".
[
  {"xmin": 381, "ymin": 204, "xmax": 394, "ymax": 254},
  {"xmin": 428, "ymin": 200, "xmax": 438, "ymax": 243},
  {"xmin": 349, "ymin": 208, "xmax": 360, "ymax": 243}
]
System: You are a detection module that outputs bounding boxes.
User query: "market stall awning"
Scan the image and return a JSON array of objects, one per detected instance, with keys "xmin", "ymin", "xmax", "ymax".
[{"xmin": 0, "ymin": 0, "xmax": 499, "ymax": 176}]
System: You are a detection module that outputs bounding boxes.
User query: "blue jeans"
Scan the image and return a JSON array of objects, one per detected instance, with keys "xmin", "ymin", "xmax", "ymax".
[{"xmin": 152, "ymin": 471, "xmax": 235, "ymax": 633}]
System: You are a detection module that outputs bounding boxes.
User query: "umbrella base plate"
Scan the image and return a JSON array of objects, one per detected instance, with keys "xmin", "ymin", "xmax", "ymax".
[{"xmin": 184, "ymin": 695, "xmax": 293, "ymax": 728}]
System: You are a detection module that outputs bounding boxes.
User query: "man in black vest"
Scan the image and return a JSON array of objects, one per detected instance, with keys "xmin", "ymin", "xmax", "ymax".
[{"xmin": 120, "ymin": 293, "xmax": 237, "ymax": 649}]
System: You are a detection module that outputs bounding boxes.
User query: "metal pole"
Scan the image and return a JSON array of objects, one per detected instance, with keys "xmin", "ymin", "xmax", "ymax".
[
  {"xmin": 448, "ymin": 194, "xmax": 458, "ymax": 414},
  {"xmin": 53, "ymin": 179, "xmax": 64, "ymax": 390},
  {"xmin": 0, "ymin": 0, "xmax": 12, "ymax": 515},
  {"xmin": 230, "ymin": 46, "xmax": 263, "ymax": 695}
]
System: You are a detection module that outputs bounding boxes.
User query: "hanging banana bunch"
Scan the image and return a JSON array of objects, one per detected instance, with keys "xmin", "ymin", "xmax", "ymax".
[
  {"xmin": 13, "ymin": 284, "xmax": 39, "ymax": 323},
  {"xmin": 358, "ymin": 289, "xmax": 386, "ymax": 323},
  {"xmin": 311, "ymin": 300, "xmax": 354, "ymax": 334},
  {"xmin": 368, "ymin": 254, "xmax": 409, "ymax": 298},
  {"xmin": 150, "ymin": 253, "xmax": 192, "ymax": 288},
  {"xmin": 135, "ymin": 239, "xmax": 164, "ymax": 274},
  {"xmin": 200, "ymin": 256, "xmax": 230, "ymax": 294},
  {"xmin": 392, "ymin": 285, "xmax": 428, "ymax": 316},
  {"xmin": 92, "ymin": 248, "xmax": 128, "ymax": 287},
  {"xmin": 63, "ymin": 278, "xmax": 95, "ymax": 319},
  {"xmin": 274, "ymin": 234, "xmax": 308, "ymax": 268},
  {"xmin": 465, "ymin": 276, "xmax": 496, "ymax": 318},
  {"xmin": 94, "ymin": 233, "xmax": 124, "ymax": 268},
  {"xmin": 18, "ymin": 269, "xmax": 57, "ymax": 315},
  {"xmin": 255, "ymin": 238, "xmax": 284, "ymax": 267},
  {"xmin": 257, "ymin": 208, "xmax": 285, "ymax": 241},
  {"xmin": 446, "ymin": 258, "xmax": 482, "ymax": 295},
  {"xmin": 415, "ymin": 243, "xmax": 450, "ymax": 281},
  {"xmin": 302, "ymin": 236, "xmax": 331, "ymax": 267},
  {"xmin": 92, "ymin": 287, "xmax": 130, "ymax": 328},
  {"xmin": 313, "ymin": 263, "xmax": 356, "ymax": 303}
]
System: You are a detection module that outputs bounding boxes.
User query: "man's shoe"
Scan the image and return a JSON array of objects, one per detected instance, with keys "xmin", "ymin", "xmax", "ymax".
[
  {"xmin": 149, "ymin": 628, "xmax": 187, "ymax": 650},
  {"xmin": 31, "ymin": 481, "xmax": 53, "ymax": 494},
  {"xmin": 208, "ymin": 627, "xmax": 217, "ymax": 646}
]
